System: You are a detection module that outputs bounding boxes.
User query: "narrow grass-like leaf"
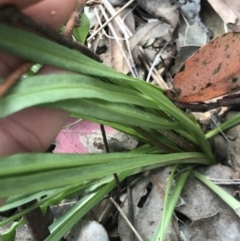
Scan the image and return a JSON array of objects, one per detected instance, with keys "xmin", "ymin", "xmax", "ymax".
[
  {"xmin": 0, "ymin": 23, "xmax": 213, "ymax": 154},
  {"xmin": 0, "ymin": 153, "xmax": 146, "ymax": 176},
  {"xmin": 0, "ymin": 23, "xmax": 213, "ymax": 134},
  {"xmin": 205, "ymin": 112, "xmax": 240, "ymax": 139},
  {"xmin": 0, "ymin": 181, "xmax": 97, "ymax": 226},
  {"xmin": 0, "ymin": 73, "xmax": 158, "ymax": 118},
  {"xmin": 44, "ymin": 99, "xmax": 181, "ymax": 130},
  {"xmin": 47, "ymin": 171, "xmax": 129, "ymax": 241},
  {"xmin": 0, "ymin": 23, "xmax": 171, "ymax": 105},
  {"xmin": 1, "ymin": 218, "xmax": 24, "ymax": 241},
  {"xmin": 0, "ymin": 152, "xmax": 208, "ymax": 197},
  {"xmin": 0, "ymin": 190, "xmax": 59, "ymax": 212},
  {"xmin": 0, "ymin": 23, "xmax": 137, "ymax": 84},
  {"xmin": 73, "ymin": 13, "xmax": 90, "ymax": 43},
  {"xmin": 158, "ymin": 165, "xmax": 178, "ymax": 240},
  {"xmin": 193, "ymin": 171, "xmax": 240, "ymax": 217},
  {"xmin": 152, "ymin": 167, "xmax": 192, "ymax": 241},
  {"xmin": 137, "ymin": 84, "xmax": 215, "ymax": 162}
]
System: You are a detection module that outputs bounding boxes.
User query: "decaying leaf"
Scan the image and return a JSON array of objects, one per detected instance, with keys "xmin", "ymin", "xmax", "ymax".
[
  {"xmin": 201, "ymin": 0, "xmax": 225, "ymax": 38},
  {"xmin": 109, "ymin": 8, "xmax": 135, "ymax": 74},
  {"xmin": 118, "ymin": 167, "xmax": 179, "ymax": 241},
  {"xmin": 136, "ymin": 0, "xmax": 179, "ymax": 28},
  {"xmin": 179, "ymin": 0, "xmax": 212, "ymax": 39},
  {"xmin": 207, "ymin": 0, "xmax": 240, "ymax": 32},
  {"xmin": 176, "ymin": 165, "xmax": 240, "ymax": 241},
  {"xmin": 168, "ymin": 32, "xmax": 240, "ymax": 103},
  {"xmin": 129, "ymin": 21, "xmax": 173, "ymax": 51}
]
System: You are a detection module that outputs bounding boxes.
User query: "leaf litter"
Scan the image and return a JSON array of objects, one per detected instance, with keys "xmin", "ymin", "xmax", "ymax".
[
  {"xmin": 78, "ymin": 1, "xmax": 240, "ymax": 240},
  {"xmin": 51, "ymin": 0, "xmax": 240, "ymax": 240},
  {"xmin": 5, "ymin": 0, "xmax": 240, "ymax": 240}
]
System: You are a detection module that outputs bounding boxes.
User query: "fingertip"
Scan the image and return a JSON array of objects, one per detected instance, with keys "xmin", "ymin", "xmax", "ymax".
[
  {"xmin": 0, "ymin": 0, "xmax": 43, "ymax": 9},
  {"xmin": 23, "ymin": 0, "xmax": 77, "ymax": 30}
]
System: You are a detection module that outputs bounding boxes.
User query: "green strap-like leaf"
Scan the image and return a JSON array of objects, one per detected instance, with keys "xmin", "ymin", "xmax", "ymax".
[
  {"xmin": 0, "ymin": 152, "xmax": 208, "ymax": 197},
  {"xmin": 0, "ymin": 73, "xmax": 157, "ymax": 118},
  {"xmin": 44, "ymin": 99, "xmax": 181, "ymax": 130},
  {"xmin": 0, "ymin": 23, "xmax": 130, "ymax": 82}
]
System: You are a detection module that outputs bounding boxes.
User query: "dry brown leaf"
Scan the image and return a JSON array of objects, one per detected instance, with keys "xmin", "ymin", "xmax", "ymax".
[
  {"xmin": 168, "ymin": 32, "xmax": 240, "ymax": 103},
  {"xmin": 207, "ymin": 0, "xmax": 240, "ymax": 32},
  {"xmin": 109, "ymin": 8, "xmax": 135, "ymax": 74},
  {"xmin": 180, "ymin": 0, "xmax": 212, "ymax": 39},
  {"xmin": 201, "ymin": 0, "xmax": 225, "ymax": 38},
  {"xmin": 118, "ymin": 167, "xmax": 179, "ymax": 241},
  {"xmin": 176, "ymin": 165, "xmax": 240, "ymax": 241},
  {"xmin": 136, "ymin": 0, "xmax": 179, "ymax": 28},
  {"xmin": 109, "ymin": 22, "xmax": 129, "ymax": 73}
]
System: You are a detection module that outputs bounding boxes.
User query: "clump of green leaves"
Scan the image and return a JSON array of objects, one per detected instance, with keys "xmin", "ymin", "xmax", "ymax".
[{"xmin": 0, "ymin": 22, "xmax": 239, "ymax": 241}]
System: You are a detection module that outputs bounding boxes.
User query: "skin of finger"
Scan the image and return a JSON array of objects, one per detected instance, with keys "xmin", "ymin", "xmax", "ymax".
[
  {"xmin": 0, "ymin": 0, "xmax": 75, "ymax": 154},
  {"xmin": 0, "ymin": 0, "xmax": 43, "ymax": 8},
  {"xmin": 0, "ymin": 107, "xmax": 70, "ymax": 201},
  {"xmin": 0, "ymin": 0, "xmax": 77, "ymax": 77},
  {"xmin": 0, "ymin": 107, "xmax": 69, "ymax": 156},
  {"xmin": 0, "ymin": 0, "xmax": 76, "ymax": 203},
  {"xmin": 23, "ymin": 0, "xmax": 77, "ymax": 29}
]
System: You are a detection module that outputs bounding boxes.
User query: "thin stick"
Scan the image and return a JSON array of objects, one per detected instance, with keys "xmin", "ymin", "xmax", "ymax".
[
  {"xmin": 110, "ymin": 197, "xmax": 144, "ymax": 241},
  {"xmin": 100, "ymin": 124, "xmax": 110, "ymax": 153},
  {"xmin": 64, "ymin": 0, "xmax": 86, "ymax": 36},
  {"xmin": 97, "ymin": 5, "xmax": 137, "ymax": 77},
  {"xmin": 127, "ymin": 179, "xmax": 135, "ymax": 241},
  {"xmin": 87, "ymin": 0, "xmax": 136, "ymax": 42},
  {"xmin": 139, "ymin": 48, "xmax": 168, "ymax": 89},
  {"xmin": 18, "ymin": 200, "xmax": 53, "ymax": 241},
  {"xmin": 146, "ymin": 41, "xmax": 168, "ymax": 83},
  {"xmin": 102, "ymin": 0, "xmax": 138, "ymax": 77},
  {"xmin": 210, "ymin": 116, "xmax": 229, "ymax": 143},
  {"xmin": 99, "ymin": 124, "xmax": 122, "ymax": 198},
  {"xmin": 0, "ymin": 61, "xmax": 32, "ymax": 97},
  {"xmin": 171, "ymin": 96, "xmax": 240, "ymax": 112},
  {"xmin": 0, "ymin": 5, "xmax": 100, "ymax": 62}
]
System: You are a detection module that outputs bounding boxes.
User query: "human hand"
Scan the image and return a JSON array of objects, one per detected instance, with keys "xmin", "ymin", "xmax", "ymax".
[{"xmin": 0, "ymin": 0, "xmax": 77, "ymax": 205}]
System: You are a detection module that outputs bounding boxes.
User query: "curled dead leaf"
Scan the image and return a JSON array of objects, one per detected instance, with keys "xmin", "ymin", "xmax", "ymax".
[{"xmin": 168, "ymin": 32, "xmax": 240, "ymax": 103}]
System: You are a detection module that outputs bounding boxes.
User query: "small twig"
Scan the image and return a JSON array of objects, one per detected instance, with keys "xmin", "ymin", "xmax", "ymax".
[
  {"xmin": 127, "ymin": 177, "xmax": 135, "ymax": 241},
  {"xmin": 208, "ymin": 178, "xmax": 240, "ymax": 185},
  {"xmin": 86, "ymin": 0, "xmax": 102, "ymax": 7},
  {"xmin": 87, "ymin": 0, "xmax": 136, "ymax": 42},
  {"xmin": 139, "ymin": 48, "xmax": 169, "ymax": 89},
  {"xmin": 146, "ymin": 41, "xmax": 168, "ymax": 83},
  {"xmin": 64, "ymin": 0, "xmax": 86, "ymax": 36},
  {"xmin": 0, "ymin": 61, "xmax": 32, "ymax": 97},
  {"xmin": 110, "ymin": 197, "xmax": 144, "ymax": 241},
  {"xmin": 63, "ymin": 118, "xmax": 82, "ymax": 129},
  {"xmin": 18, "ymin": 200, "xmax": 53, "ymax": 241},
  {"xmin": 210, "ymin": 115, "xmax": 229, "ymax": 143},
  {"xmin": 98, "ymin": 5, "xmax": 137, "ymax": 77},
  {"xmin": 99, "ymin": 124, "xmax": 122, "ymax": 199},
  {"xmin": 100, "ymin": 124, "xmax": 110, "ymax": 153},
  {"xmin": 101, "ymin": 0, "xmax": 138, "ymax": 77},
  {"xmin": 171, "ymin": 95, "xmax": 240, "ymax": 112},
  {"xmin": 113, "ymin": 173, "xmax": 122, "ymax": 201},
  {"xmin": 149, "ymin": 171, "xmax": 165, "ymax": 198},
  {"xmin": 0, "ymin": 5, "xmax": 100, "ymax": 62},
  {"xmin": 160, "ymin": 55, "xmax": 173, "ymax": 87}
]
